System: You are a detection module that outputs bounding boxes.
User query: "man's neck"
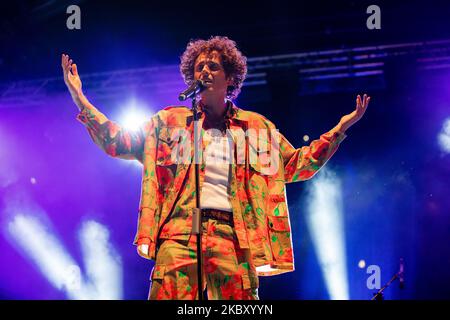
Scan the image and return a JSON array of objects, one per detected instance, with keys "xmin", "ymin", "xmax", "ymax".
[{"xmin": 200, "ymin": 97, "xmax": 228, "ymax": 122}]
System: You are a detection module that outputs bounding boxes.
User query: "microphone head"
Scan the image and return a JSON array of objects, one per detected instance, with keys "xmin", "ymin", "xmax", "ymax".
[
  {"xmin": 178, "ymin": 80, "xmax": 206, "ymax": 101},
  {"xmin": 196, "ymin": 79, "xmax": 206, "ymax": 87}
]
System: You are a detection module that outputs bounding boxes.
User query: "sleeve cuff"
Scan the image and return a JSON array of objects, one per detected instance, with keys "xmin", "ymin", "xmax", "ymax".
[
  {"xmin": 76, "ymin": 105, "xmax": 108, "ymax": 127},
  {"xmin": 334, "ymin": 130, "xmax": 347, "ymax": 144},
  {"xmin": 76, "ymin": 107, "xmax": 91, "ymax": 125},
  {"xmin": 134, "ymin": 237, "xmax": 151, "ymax": 246},
  {"xmin": 321, "ymin": 129, "xmax": 347, "ymax": 144}
]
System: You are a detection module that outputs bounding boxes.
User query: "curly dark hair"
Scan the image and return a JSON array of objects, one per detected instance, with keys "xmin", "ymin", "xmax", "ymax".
[{"xmin": 179, "ymin": 36, "xmax": 247, "ymax": 100}]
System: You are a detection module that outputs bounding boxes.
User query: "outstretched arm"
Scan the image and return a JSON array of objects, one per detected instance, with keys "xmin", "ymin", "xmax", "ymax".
[
  {"xmin": 282, "ymin": 94, "xmax": 370, "ymax": 182},
  {"xmin": 336, "ymin": 94, "xmax": 370, "ymax": 133},
  {"xmin": 61, "ymin": 54, "xmax": 149, "ymax": 161},
  {"xmin": 63, "ymin": 54, "xmax": 158, "ymax": 258}
]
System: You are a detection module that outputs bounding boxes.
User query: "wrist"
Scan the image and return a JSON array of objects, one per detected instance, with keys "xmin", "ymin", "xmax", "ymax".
[{"xmin": 72, "ymin": 91, "xmax": 85, "ymax": 111}]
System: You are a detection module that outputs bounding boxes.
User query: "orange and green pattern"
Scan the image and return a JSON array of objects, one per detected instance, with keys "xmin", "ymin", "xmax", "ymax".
[
  {"xmin": 148, "ymin": 219, "xmax": 259, "ymax": 300},
  {"xmin": 77, "ymin": 101, "xmax": 347, "ymax": 276}
]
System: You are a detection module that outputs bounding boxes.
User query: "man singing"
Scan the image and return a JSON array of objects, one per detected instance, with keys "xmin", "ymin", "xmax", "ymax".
[{"xmin": 61, "ymin": 36, "xmax": 369, "ymax": 300}]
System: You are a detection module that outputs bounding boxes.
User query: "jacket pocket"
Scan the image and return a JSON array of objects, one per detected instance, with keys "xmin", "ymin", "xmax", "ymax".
[
  {"xmin": 148, "ymin": 264, "xmax": 166, "ymax": 300},
  {"xmin": 249, "ymin": 144, "xmax": 279, "ymax": 176},
  {"xmin": 241, "ymin": 274, "xmax": 259, "ymax": 290},
  {"xmin": 248, "ymin": 129, "xmax": 279, "ymax": 176},
  {"xmin": 240, "ymin": 274, "xmax": 259, "ymax": 300},
  {"xmin": 267, "ymin": 215, "xmax": 291, "ymax": 263},
  {"xmin": 157, "ymin": 126, "xmax": 190, "ymax": 165},
  {"xmin": 150, "ymin": 264, "xmax": 165, "ymax": 280}
]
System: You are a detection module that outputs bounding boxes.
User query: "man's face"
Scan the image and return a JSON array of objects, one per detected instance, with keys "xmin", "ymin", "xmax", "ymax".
[{"xmin": 194, "ymin": 50, "xmax": 232, "ymax": 99}]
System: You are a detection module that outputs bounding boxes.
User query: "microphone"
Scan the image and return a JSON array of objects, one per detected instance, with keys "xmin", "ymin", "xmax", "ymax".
[
  {"xmin": 178, "ymin": 80, "xmax": 206, "ymax": 101},
  {"xmin": 399, "ymin": 258, "xmax": 405, "ymax": 289}
]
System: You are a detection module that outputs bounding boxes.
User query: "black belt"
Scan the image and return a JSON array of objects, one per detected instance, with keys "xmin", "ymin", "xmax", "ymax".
[{"xmin": 201, "ymin": 208, "xmax": 233, "ymax": 226}]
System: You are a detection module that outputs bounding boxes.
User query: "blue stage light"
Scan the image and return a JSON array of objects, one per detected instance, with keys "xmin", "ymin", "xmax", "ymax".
[
  {"xmin": 438, "ymin": 117, "xmax": 450, "ymax": 153},
  {"xmin": 306, "ymin": 168, "xmax": 349, "ymax": 300},
  {"xmin": 7, "ymin": 214, "xmax": 123, "ymax": 299}
]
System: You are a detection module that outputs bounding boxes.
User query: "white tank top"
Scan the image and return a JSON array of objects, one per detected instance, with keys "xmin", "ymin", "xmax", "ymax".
[{"xmin": 200, "ymin": 129, "xmax": 233, "ymax": 212}]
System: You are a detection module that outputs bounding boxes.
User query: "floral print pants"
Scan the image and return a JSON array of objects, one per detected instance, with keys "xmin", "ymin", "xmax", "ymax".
[{"xmin": 148, "ymin": 218, "xmax": 259, "ymax": 300}]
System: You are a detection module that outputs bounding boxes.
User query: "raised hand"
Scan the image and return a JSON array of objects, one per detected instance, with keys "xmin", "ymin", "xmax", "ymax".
[
  {"xmin": 339, "ymin": 94, "xmax": 371, "ymax": 132},
  {"xmin": 61, "ymin": 53, "xmax": 83, "ymax": 98}
]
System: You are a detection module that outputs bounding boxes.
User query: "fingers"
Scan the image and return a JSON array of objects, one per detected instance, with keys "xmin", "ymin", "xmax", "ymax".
[
  {"xmin": 356, "ymin": 94, "xmax": 362, "ymax": 109},
  {"xmin": 61, "ymin": 53, "xmax": 75, "ymax": 74},
  {"xmin": 61, "ymin": 54, "xmax": 71, "ymax": 78},
  {"xmin": 365, "ymin": 95, "xmax": 371, "ymax": 107},
  {"xmin": 356, "ymin": 94, "xmax": 371, "ymax": 109},
  {"xmin": 361, "ymin": 94, "xmax": 370, "ymax": 109},
  {"xmin": 68, "ymin": 58, "xmax": 73, "ymax": 74},
  {"xmin": 61, "ymin": 54, "xmax": 68, "ymax": 71},
  {"xmin": 61, "ymin": 54, "xmax": 70, "ymax": 82},
  {"xmin": 72, "ymin": 63, "xmax": 78, "ymax": 76}
]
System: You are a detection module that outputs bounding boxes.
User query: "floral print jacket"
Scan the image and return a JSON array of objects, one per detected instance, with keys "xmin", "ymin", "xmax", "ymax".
[{"xmin": 77, "ymin": 101, "xmax": 346, "ymax": 276}]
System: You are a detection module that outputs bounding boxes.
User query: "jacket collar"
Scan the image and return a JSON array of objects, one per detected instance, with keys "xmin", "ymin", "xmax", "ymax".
[
  {"xmin": 196, "ymin": 100, "xmax": 242, "ymax": 120},
  {"xmin": 187, "ymin": 99, "xmax": 244, "ymax": 127}
]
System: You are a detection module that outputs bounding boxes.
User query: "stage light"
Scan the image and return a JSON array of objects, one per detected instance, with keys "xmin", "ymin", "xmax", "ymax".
[
  {"xmin": 7, "ymin": 214, "xmax": 83, "ymax": 297},
  {"xmin": 358, "ymin": 260, "xmax": 366, "ymax": 269},
  {"xmin": 303, "ymin": 135, "xmax": 310, "ymax": 142},
  {"xmin": 306, "ymin": 168, "xmax": 349, "ymax": 300},
  {"xmin": 78, "ymin": 220, "xmax": 123, "ymax": 299},
  {"xmin": 117, "ymin": 98, "xmax": 151, "ymax": 132},
  {"xmin": 7, "ymin": 214, "xmax": 123, "ymax": 299},
  {"xmin": 438, "ymin": 117, "xmax": 450, "ymax": 153}
]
